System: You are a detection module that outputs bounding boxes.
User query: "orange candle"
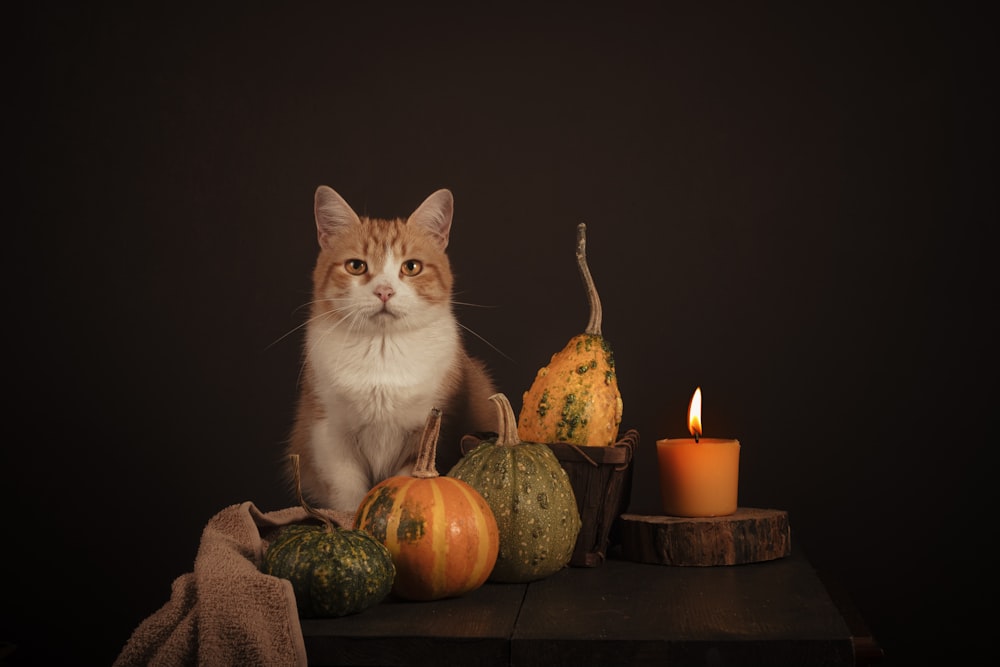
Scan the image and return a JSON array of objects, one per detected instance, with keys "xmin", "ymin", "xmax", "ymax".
[{"xmin": 656, "ymin": 387, "xmax": 740, "ymax": 517}]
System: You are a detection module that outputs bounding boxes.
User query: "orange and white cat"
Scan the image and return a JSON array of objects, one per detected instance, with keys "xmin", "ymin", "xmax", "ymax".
[{"xmin": 288, "ymin": 186, "xmax": 497, "ymax": 512}]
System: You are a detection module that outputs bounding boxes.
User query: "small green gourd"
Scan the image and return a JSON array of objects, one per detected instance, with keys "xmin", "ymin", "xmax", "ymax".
[
  {"xmin": 448, "ymin": 393, "xmax": 581, "ymax": 583},
  {"xmin": 263, "ymin": 455, "xmax": 395, "ymax": 617}
]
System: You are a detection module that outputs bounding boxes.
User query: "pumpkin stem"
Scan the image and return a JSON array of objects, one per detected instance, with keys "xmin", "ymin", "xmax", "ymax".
[
  {"xmin": 576, "ymin": 223, "xmax": 603, "ymax": 336},
  {"xmin": 412, "ymin": 407, "xmax": 442, "ymax": 478},
  {"xmin": 489, "ymin": 393, "xmax": 522, "ymax": 447},
  {"xmin": 289, "ymin": 453, "xmax": 335, "ymax": 532}
]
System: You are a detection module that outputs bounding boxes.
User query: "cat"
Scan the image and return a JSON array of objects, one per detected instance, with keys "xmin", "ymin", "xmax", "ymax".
[{"xmin": 287, "ymin": 186, "xmax": 498, "ymax": 513}]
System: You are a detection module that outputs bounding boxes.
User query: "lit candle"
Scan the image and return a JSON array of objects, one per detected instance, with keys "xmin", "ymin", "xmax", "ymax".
[{"xmin": 656, "ymin": 387, "xmax": 740, "ymax": 517}]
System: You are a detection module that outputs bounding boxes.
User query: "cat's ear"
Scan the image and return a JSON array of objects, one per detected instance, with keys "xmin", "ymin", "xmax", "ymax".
[
  {"xmin": 314, "ymin": 186, "xmax": 361, "ymax": 249},
  {"xmin": 407, "ymin": 189, "xmax": 453, "ymax": 250}
]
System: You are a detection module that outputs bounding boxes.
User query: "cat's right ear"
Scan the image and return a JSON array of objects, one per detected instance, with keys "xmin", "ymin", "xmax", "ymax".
[
  {"xmin": 314, "ymin": 186, "xmax": 361, "ymax": 249},
  {"xmin": 408, "ymin": 189, "xmax": 454, "ymax": 251}
]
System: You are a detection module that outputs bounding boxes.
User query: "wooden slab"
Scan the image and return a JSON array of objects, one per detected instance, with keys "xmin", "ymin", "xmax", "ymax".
[{"xmin": 620, "ymin": 508, "xmax": 791, "ymax": 566}]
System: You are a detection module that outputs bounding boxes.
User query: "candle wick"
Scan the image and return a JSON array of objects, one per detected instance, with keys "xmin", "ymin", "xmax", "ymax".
[{"xmin": 694, "ymin": 433, "xmax": 700, "ymax": 443}]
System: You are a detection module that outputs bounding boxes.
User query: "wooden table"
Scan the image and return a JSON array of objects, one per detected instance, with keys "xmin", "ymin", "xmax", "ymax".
[{"xmin": 301, "ymin": 548, "xmax": 881, "ymax": 666}]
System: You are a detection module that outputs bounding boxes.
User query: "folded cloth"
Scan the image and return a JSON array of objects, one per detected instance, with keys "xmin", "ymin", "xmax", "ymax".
[{"xmin": 114, "ymin": 501, "xmax": 354, "ymax": 667}]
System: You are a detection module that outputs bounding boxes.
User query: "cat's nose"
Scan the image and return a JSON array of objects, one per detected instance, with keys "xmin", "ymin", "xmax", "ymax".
[{"xmin": 374, "ymin": 285, "xmax": 395, "ymax": 303}]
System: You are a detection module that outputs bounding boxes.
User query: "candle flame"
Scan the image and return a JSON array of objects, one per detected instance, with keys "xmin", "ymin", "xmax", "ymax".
[{"xmin": 687, "ymin": 387, "xmax": 703, "ymax": 439}]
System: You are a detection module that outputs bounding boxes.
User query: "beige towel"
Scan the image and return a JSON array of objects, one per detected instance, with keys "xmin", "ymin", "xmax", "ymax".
[{"xmin": 114, "ymin": 501, "xmax": 354, "ymax": 667}]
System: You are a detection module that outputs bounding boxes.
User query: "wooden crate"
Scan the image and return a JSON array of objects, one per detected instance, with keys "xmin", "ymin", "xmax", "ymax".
[{"xmin": 548, "ymin": 429, "xmax": 639, "ymax": 567}]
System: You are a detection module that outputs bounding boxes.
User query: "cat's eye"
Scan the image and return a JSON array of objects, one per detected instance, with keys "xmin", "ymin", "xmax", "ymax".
[
  {"xmin": 344, "ymin": 259, "xmax": 367, "ymax": 275},
  {"xmin": 401, "ymin": 259, "xmax": 423, "ymax": 276}
]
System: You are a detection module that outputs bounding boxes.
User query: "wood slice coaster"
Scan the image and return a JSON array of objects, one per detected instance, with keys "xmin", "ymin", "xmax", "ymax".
[{"xmin": 619, "ymin": 508, "xmax": 791, "ymax": 566}]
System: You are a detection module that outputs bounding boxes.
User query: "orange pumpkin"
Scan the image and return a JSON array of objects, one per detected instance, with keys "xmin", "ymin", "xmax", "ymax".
[{"xmin": 354, "ymin": 408, "xmax": 500, "ymax": 601}]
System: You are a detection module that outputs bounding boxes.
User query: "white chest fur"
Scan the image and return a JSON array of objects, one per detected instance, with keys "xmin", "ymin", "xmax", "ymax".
[{"xmin": 307, "ymin": 316, "xmax": 459, "ymax": 433}]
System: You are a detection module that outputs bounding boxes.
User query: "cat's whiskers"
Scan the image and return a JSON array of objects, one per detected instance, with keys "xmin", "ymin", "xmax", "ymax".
[
  {"xmin": 274, "ymin": 295, "xmax": 511, "ymax": 376},
  {"xmin": 286, "ymin": 300, "xmax": 364, "ymax": 386},
  {"xmin": 450, "ymin": 298, "xmax": 496, "ymax": 308},
  {"xmin": 292, "ymin": 304, "xmax": 369, "ymax": 388},
  {"xmin": 265, "ymin": 297, "xmax": 356, "ymax": 351},
  {"xmin": 456, "ymin": 321, "xmax": 513, "ymax": 362},
  {"xmin": 449, "ymin": 299, "xmax": 512, "ymax": 362},
  {"xmin": 307, "ymin": 302, "xmax": 362, "ymax": 345}
]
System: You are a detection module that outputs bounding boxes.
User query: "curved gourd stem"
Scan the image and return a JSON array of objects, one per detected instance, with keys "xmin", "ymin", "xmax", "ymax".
[
  {"xmin": 290, "ymin": 453, "xmax": 334, "ymax": 533},
  {"xmin": 490, "ymin": 393, "xmax": 522, "ymax": 447},
  {"xmin": 413, "ymin": 408, "xmax": 443, "ymax": 478},
  {"xmin": 576, "ymin": 223, "xmax": 603, "ymax": 336}
]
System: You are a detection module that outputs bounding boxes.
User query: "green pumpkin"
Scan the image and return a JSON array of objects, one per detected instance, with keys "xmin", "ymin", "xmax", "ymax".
[
  {"xmin": 263, "ymin": 454, "xmax": 396, "ymax": 617},
  {"xmin": 448, "ymin": 393, "xmax": 581, "ymax": 583},
  {"xmin": 264, "ymin": 523, "xmax": 395, "ymax": 617}
]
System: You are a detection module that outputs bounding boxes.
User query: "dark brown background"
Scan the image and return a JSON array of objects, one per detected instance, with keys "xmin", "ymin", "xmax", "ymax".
[{"xmin": 7, "ymin": 2, "xmax": 993, "ymax": 665}]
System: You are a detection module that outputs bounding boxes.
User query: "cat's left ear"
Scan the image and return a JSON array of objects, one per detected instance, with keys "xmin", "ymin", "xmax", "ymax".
[{"xmin": 408, "ymin": 189, "xmax": 453, "ymax": 250}]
